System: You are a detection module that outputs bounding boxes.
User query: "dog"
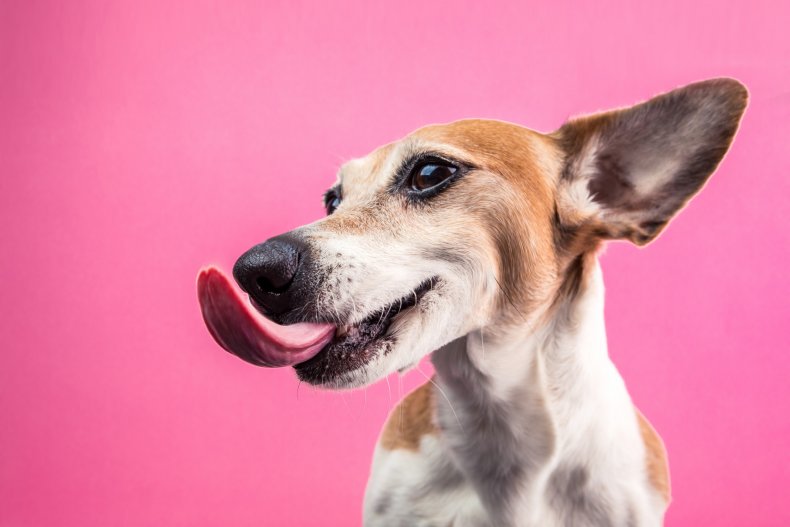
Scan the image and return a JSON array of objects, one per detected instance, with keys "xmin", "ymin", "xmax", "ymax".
[{"xmin": 198, "ymin": 78, "xmax": 747, "ymax": 526}]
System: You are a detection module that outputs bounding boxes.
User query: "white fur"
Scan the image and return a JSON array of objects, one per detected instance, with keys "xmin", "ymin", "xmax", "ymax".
[
  {"xmin": 364, "ymin": 262, "xmax": 666, "ymax": 526},
  {"xmin": 364, "ymin": 438, "xmax": 489, "ymax": 527}
]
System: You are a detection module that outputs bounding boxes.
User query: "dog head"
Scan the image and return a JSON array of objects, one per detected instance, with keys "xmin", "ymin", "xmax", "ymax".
[{"xmin": 199, "ymin": 78, "xmax": 747, "ymax": 389}]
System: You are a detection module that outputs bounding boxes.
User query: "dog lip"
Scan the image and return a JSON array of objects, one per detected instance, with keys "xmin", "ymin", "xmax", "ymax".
[
  {"xmin": 294, "ymin": 276, "xmax": 440, "ymax": 383},
  {"xmin": 336, "ymin": 275, "xmax": 438, "ymax": 334}
]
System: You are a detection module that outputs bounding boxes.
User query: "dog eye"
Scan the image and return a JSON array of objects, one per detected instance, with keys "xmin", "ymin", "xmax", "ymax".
[
  {"xmin": 409, "ymin": 162, "xmax": 458, "ymax": 192},
  {"xmin": 324, "ymin": 191, "xmax": 342, "ymax": 215}
]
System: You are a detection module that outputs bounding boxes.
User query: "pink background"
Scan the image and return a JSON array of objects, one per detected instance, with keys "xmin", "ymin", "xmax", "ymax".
[{"xmin": 2, "ymin": 1, "xmax": 788, "ymax": 526}]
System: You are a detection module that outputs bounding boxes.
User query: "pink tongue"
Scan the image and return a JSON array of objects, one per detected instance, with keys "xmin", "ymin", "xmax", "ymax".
[{"xmin": 197, "ymin": 266, "xmax": 335, "ymax": 367}]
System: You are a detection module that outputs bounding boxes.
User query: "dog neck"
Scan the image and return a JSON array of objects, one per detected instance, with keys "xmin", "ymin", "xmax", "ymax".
[{"xmin": 431, "ymin": 257, "xmax": 634, "ymax": 523}]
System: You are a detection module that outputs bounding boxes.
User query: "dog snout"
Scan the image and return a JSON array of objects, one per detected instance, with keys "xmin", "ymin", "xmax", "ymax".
[{"xmin": 232, "ymin": 234, "xmax": 306, "ymax": 316}]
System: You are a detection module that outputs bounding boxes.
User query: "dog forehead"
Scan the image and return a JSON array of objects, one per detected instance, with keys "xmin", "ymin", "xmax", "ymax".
[
  {"xmin": 414, "ymin": 118, "xmax": 544, "ymax": 155},
  {"xmin": 419, "ymin": 119, "xmax": 562, "ymax": 198},
  {"xmin": 335, "ymin": 143, "xmax": 401, "ymax": 198},
  {"xmin": 412, "ymin": 118, "xmax": 528, "ymax": 145},
  {"xmin": 337, "ymin": 118, "xmax": 560, "ymax": 196},
  {"xmin": 413, "ymin": 119, "xmax": 560, "ymax": 186}
]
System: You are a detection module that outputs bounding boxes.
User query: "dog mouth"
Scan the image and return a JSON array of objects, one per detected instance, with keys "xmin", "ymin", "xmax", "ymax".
[
  {"xmin": 197, "ymin": 266, "xmax": 437, "ymax": 381},
  {"xmin": 294, "ymin": 277, "xmax": 438, "ymax": 384}
]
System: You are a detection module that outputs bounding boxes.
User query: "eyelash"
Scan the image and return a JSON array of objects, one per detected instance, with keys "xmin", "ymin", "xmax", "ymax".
[
  {"xmin": 395, "ymin": 154, "xmax": 468, "ymax": 199},
  {"xmin": 323, "ymin": 154, "xmax": 469, "ymax": 214}
]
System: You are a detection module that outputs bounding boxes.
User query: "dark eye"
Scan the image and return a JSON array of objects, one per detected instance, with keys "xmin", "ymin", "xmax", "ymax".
[
  {"xmin": 324, "ymin": 190, "xmax": 342, "ymax": 215},
  {"xmin": 409, "ymin": 162, "xmax": 457, "ymax": 192}
]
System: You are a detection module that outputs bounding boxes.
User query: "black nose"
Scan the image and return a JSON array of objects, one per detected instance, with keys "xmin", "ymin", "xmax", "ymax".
[{"xmin": 233, "ymin": 235, "xmax": 305, "ymax": 316}]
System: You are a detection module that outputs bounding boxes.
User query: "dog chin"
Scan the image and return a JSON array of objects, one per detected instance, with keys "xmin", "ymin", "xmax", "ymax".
[
  {"xmin": 292, "ymin": 339, "xmax": 389, "ymax": 389},
  {"xmin": 293, "ymin": 319, "xmax": 432, "ymax": 390},
  {"xmin": 303, "ymin": 365, "xmax": 384, "ymax": 390}
]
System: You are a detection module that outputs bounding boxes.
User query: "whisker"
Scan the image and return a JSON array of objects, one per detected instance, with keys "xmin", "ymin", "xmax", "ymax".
[
  {"xmin": 385, "ymin": 373, "xmax": 393, "ymax": 411},
  {"xmin": 349, "ymin": 294, "xmax": 360, "ymax": 322},
  {"xmin": 331, "ymin": 289, "xmax": 343, "ymax": 324},
  {"xmin": 480, "ymin": 325, "xmax": 486, "ymax": 365},
  {"xmin": 492, "ymin": 274, "xmax": 538, "ymax": 335},
  {"xmin": 416, "ymin": 366, "xmax": 464, "ymax": 434},
  {"xmin": 398, "ymin": 374, "xmax": 404, "ymax": 435},
  {"xmin": 340, "ymin": 391, "xmax": 353, "ymax": 419}
]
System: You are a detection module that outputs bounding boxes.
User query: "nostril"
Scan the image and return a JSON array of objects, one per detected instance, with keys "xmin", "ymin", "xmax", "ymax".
[
  {"xmin": 254, "ymin": 250, "xmax": 299, "ymax": 294},
  {"xmin": 256, "ymin": 274, "xmax": 293, "ymax": 295},
  {"xmin": 233, "ymin": 237, "xmax": 304, "ymax": 312}
]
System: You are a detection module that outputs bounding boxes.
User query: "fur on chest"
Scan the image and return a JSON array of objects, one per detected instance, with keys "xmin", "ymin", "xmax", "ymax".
[{"xmin": 364, "ymin": 381, "xmax": 669, "ymax": 527}]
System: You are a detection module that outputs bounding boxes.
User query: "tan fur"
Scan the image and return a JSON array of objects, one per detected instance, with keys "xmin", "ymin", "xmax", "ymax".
[
  {"xmin": 413, "ymin": 120, "xmax": 563, "ymax": 318},
  {"xmin": 322, "ymin": 147, "xmax": 398, "ymax": 235},
  {"xmin": 412, "ymin": 119, "xmax": 559, "ymax": 205},
  {"xmin": 378, "ymin": 384, "xmax": 671, "ymax": 504},
  {"xmin": 323, "ymin": 119, "xmax": 566, "ymax": 327},
  {"xmin": 356, "ymin": 82, "xmax": 748, "ymax": 524},
  {"xmin": 410, "ymin": 120, "xmax": 610, "ymax": 332},
  {"xmin": 636, "ymin": 409, "xmax": 671, "ymax": 503},
  {"xmin": 368, "ymin": 120, "xmax": 676, "ymax": 502},
  {"xmin": 380, "ymin": 381, "xmax": 436, "ymax": 451}
]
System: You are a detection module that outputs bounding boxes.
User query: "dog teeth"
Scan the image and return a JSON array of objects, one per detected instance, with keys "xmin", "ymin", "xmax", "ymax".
[{"xmin": 336, "ymin": 325, "xmax": 350, "ymax": 338}]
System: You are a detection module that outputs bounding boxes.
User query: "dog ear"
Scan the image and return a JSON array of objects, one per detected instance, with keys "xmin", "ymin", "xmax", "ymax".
[{"xmin": 555, "ymin": 78, "xmax": 748, "ymax": 246}]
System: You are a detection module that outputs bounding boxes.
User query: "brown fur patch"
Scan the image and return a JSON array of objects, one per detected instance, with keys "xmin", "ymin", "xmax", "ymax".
[
  {"xmin": 412, "ymin": 120, "xmax": 562, "ymax": 319},
  {"xmin": 636, "ymin": 409, "xmax": 671, "ymax": 503},
  {"xmin": 380, "ymin": 381, "xmax": 437, "ymax": 451}
]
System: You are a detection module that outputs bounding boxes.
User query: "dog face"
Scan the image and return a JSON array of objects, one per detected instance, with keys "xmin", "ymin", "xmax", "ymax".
[
  {"xmin": 209, "ymin": 79, "xmax": 746, "ymax": 389},
  {"xmin": 279, "ymin": 121, "xmax": 562, "ymax": 388}
]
